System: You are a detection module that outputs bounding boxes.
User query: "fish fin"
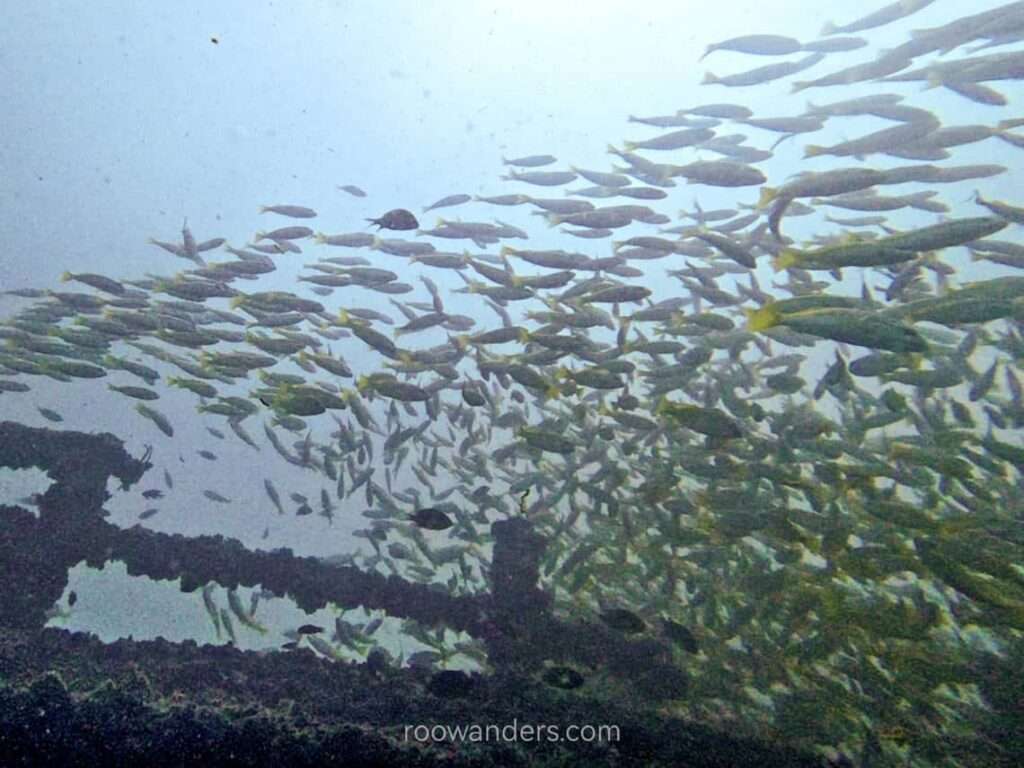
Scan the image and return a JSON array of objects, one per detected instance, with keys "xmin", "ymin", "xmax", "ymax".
[
  {"xmin": 757, "ymin": 187, "xmax": 778, "ymax": 209},
  {"xmin": 745, "ymin": 304, "xmax": 782, "ymax": 332},
  {"xmin": 772, "ymin": 250, "xmax": 799, "ymax": 271}
]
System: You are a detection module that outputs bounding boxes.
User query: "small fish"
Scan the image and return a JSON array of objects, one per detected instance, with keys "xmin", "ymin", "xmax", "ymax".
[
  {"xmin": 135, "ymin": 403, "xmax": 174, "ymax": 437},
  {"xmin": 542, "ymin": 666, "xmax": 585, "ymax": 690},
  {"xmin": 259, "ymin": 205, "xmax": 317, "ymax": 218},
  {"xmin": 423, "ymin": 193, "xmax": 471, "ymax": 212},
  {"xmin": 409, "ymin": 507, "xmax": 454, "ymax": 530},
  {"xmin": 139, "ymin": 508, "xmax": 159, "ymax": 520},
  {"xmin": 297, "ymin": 624, "xmax": 324, "ymax": 635},
  {"xmin": 338, "ymin": 184, "xmax": 367, "ymax": 197},
  {"xmin": 197, "ymin": 450, "xmax": 218, "ymax": 461},
  {"xmin": 263, "ymin": 479, "xmax": 284, "ymax": 514},
  {"xmin": 142, "ymin": 489, "xmax": 164, "ymax": 499},
  {"xmin": 37, "ymin": 407, "xmax": 63, "ymax": 423},
  {"xmin": 661, "ymin": 619, "xmax": 699, "ymax": 654},
  {"xmin": 599, "ymin": 608, "xmax": 647, "ymax": 634},
  {"xmin": 366, "ymin": 209, "xmax": 419, "ymax": 231},
  {"xmin": 204, "ymin": 490, "xmax": 231, "ymax": 503},
  {"xmin": 502, "ymin": 154, "xmax": 557, "ymax": 167}
]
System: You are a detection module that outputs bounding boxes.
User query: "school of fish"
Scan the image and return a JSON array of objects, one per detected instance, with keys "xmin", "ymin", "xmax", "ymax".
[{"xmin": 4, "ymin": 1, "xmax": 1024, "ymax": 765}]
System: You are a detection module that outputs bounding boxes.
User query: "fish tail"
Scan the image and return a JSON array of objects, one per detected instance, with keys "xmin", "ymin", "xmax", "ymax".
[
  {"xmin": 622, "ymin": 140, "xmax": 637, "ymax": 151},
  {"xmin": 545, "ymin": 384, "xmax": 561, "ymax": 400},
  {"xmin": 804, "ymin": 145, "xmax": 826, "ymax": 158},
  {"xmin": 745, "ymin": 304, "xmax": 782, "ymax": 332},
  {"xmin": 228, "ymin": 295, "xmax": 245, "ymax": 310},
  {"xmin": 517, "ymin": 328, "xmax": 531, "ymax": 344},
  {"xmin": 819, "ymin": 21, "xmax": 836, "ymax": 36},
  {"xmin": 698, "ymin": 46, "xmax": 712, "ymax": 61},
  {"xmin": 757, "ymin": 187, "xmax": 778, "ymax": 209},
  {"xmin": 701, "ymin": 71, "xmax": 718, "ymax": 85},
  {"xmin": 60, "ymin": 271, "xmax": 73, "ymax": 283},
  {"xmin": 313, "ymin": 232, "xmax": 327, "ymax": 244},
  {"xmin": 773, "ymin": 249, "xmax": 800, "ymax": 271},
  {"xmin": 258, "ymin": 206, "xmax": 269, "ymax": 213},
  {"xmin": 355, "ymin": 375, "xmax": 371, "ymax": 394},
  {"xmin": 790, "ymin": 81, "xmax": 810, "ymax": 93}
]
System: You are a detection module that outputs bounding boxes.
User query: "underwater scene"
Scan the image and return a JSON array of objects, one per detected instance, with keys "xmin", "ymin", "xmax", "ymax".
[{"xmin": 2, "ymin": 1, "xmax": 1024, "ymax": 766}]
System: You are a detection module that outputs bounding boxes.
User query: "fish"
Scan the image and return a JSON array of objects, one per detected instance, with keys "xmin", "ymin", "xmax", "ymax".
[
  {"xmin": 259, "ymin": 205, "xmax": 317, "ymax": 219},
  {"xmin": 701, "ymin": 34, "xmax": 803, "ymax": 60},
  {"xmin": 599, "ymin": 608, "xmax": 646, "ymax": 634},
  {"xmin": 37, "ymin": 407, "xmax": 63, "ymax": 423},
  {"xmin": 409, "ymin": 507, "xmax": 454, "ymax": 530},
  {"xmin": 423, "ymin": 194, "xmax": 472, "ymax": 212},
  {"xmin": 366, "ymin": 209, "xmax": 419, "ymax": 231},
  {"xmin": 502, "ymin": 154, "xmax": 557, "ymax": 167},
  {"xmin": 135, "ymin": 403, "xmax": 174, "ymax": 437},
  {"xmin": 542, "ymin": 666, "xmax": 586, "ymax": 690},
  {"xmin": 821, "ymin": 0, "xmax": 935, "ymax": 36}
]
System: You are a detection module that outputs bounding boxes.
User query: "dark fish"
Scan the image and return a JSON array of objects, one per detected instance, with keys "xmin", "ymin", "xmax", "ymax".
[
  {"xmin": 600, "ymin": 608, "xmax": 646, "ymax": 634},
  {"xmin": 338, "ymin": 184, "xmax": 367, "ymax": 197},
  {"xmin": 142, "ymin": 489, "xmax": 164, "ymax": 499},
  {"xmin": 542, "ymin": 666, "xmax": 585, "ymax": 690},
  {"xmin": 427, "ymin": 670, "xmax": 474, "ymax": 698},
  {"xmin": 410, "ymin": 507, "xmax": 454, "ymax": 530},
  {"xmin": 139, "ymin": 508, "xmax": 159, "ymax": 520},
  {"xmin": 367, "ymin": 209, "xmax": 419, "ymax": 231},
  {"xmin": 661, "ymin": 619, "xmax": 699, "ymax": 654},
  {"xmin": 297, "ymin": 624, "xmax": 324, "ymax": 635},
  {"xmin": 68, "ymin": 590, "xmax": 77, "ymax": 607}
]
